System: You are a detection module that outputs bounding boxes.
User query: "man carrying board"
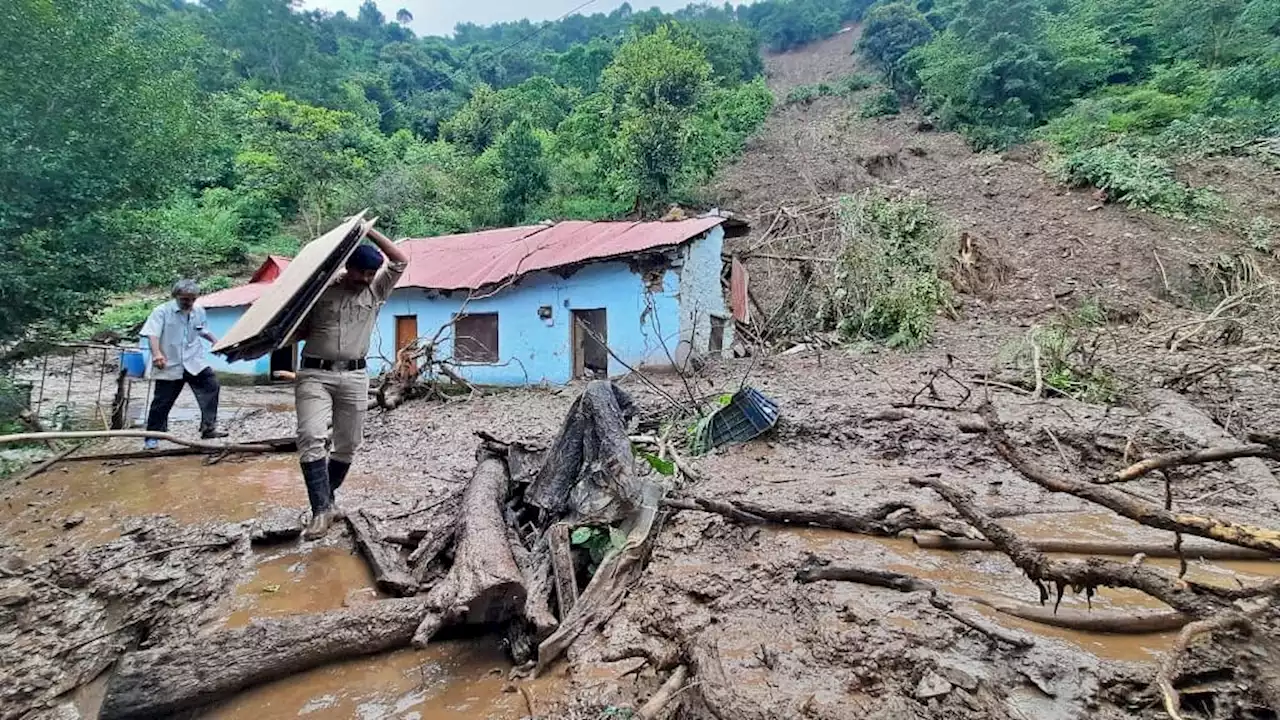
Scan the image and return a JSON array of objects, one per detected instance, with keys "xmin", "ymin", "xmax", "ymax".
[{"xmin": 293, "ymin": 229, "xmax": 408, "ymax": 539}]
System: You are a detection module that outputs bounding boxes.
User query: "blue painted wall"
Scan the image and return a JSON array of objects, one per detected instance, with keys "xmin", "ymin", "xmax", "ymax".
[
  {"xmin": 204, "ymin": 308, "xmax": 272, "ymax": 376},
  {"xmin": 206, "ymin": 227, "xmax": 728, "ymax": 386}
]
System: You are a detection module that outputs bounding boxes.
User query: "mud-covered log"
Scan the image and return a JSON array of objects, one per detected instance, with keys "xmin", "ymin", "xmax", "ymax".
[
  {"xmin": 99, "ymin": 598, "xmax": 427, "ymax": 720},
  {"xmin": 548, "ymin": 522, "xmax": 579, "ymax": 618},
  {"xmin": 509, "ymin": 526, "xmax": 558, "ymax": 640},
  {"xmin": 980, "ymin": 404, "xmax": 1280, "ymax": 557},
  {"xmin": 912, "ymin": 534, "xmax": 1273, "ymax": 561},
  {"xmin": 408, "ymin": 508, "xmax": 457, "ymax": 586},
  {"xmin": 526, "ymin": 380, "xmax": 640, "ymax": 523},
  {"xmin": 348, "ymin": 510, "xmax": 417, "ymax": 596},
  {"xmin": 412, "ymin": 451, "xmax": 527, "ymax": 646}
]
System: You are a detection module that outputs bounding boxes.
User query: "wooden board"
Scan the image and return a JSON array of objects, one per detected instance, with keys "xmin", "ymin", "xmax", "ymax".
[{"xmin": 213, "ymin": 213, "xmax": 370, "ymax": 362}]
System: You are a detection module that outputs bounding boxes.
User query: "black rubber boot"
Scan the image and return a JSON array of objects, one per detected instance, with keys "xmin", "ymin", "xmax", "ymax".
[
  {"xmin": 300, "ymin": 459, "xmax": 334, "ymax": 540},
  {"xmin": 328, "ymin": 459, "xmax": 351, "ymax": 497},
  {"xmin": 328, "ymin": 459, "xmax": 351, "ymax": 518}
]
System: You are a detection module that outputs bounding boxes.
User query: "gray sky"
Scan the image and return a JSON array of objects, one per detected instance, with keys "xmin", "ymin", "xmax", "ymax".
[{"xmin": 302, "ymin": 0, "xmax": 702, "ymax": 37}]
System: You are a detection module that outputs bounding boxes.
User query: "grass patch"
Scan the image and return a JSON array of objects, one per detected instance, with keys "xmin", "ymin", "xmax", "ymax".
[
  {"xmin": 821, "ymin": 191, "xmax": 954, "ymax": 349},
  {"xmin": 91, "ymin": 296, "xmax": 162, "ymax": 336}
]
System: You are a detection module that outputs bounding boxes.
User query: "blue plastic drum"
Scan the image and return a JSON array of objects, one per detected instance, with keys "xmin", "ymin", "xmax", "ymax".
[{"xmin": 120, "ymin": 350, "xmax": 147, "ymax": 378}]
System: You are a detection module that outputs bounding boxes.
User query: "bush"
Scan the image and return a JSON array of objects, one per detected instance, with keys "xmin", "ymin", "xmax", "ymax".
[
  {"xmin": 1004, "ymin": 305, "xmax": 1119, "ymax": 403},
  {"xmin": 786, "ymin": 83, "xmax": 834, "ymax": 105},
  {"xmin": 785, "ymin": 75, "xmax": 878, "ymax": 106},
  {"xmin": 860, "ymin": 89, "xmax": 901, "ymax": 118},
  {"xmin": 91, "ymin": 296, "xmax": 162, "ymax": 336},
  {"xmin": 1051, "ymin": 146, "xmax": 1222, "ymax": 218},
  {"xmin": 822, "ymin": 192, "xmax": 954, "ymax": 349}
]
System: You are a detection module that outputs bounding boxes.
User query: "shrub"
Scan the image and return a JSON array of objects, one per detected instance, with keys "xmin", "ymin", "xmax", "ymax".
[
  {"xmin": 1003, "ymin": 303, "xmax": 1119, "ymax": 403},
  {"xmin": 860, "ymin": 88, "xmax": 901, "ymax": 118},
  {"xmin": 1051, "ymin": 146, "xmax": 1222, "ymax": 218},
  {"xmin": 822, "ymin": 192, "xmax": 954, "ymax": 349}
]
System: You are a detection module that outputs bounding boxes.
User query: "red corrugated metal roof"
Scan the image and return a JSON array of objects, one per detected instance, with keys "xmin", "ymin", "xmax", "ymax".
[
  {"xmin": 200, "ymin": 218, "xmax": 726, "ymax": 308},
  {"xmin": 398, "ymin": 218, "xmax": 726, "ymax": 291},
  {"xmin": 200, "ymin": 256, "xmax": 294, "ymax": 309}
]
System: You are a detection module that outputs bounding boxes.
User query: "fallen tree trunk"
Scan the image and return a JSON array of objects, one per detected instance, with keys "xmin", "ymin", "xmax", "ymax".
[
  {"xmin": 0, "ymin": 430, "xmax": 280, "ymax": 453},
  {"xmin": 912, "ymin": 534, "xmax": 1273, "ymax": 561},
  {"xmin": 526, "ymin": 381, "xmax": 640, "ymax": 523},
  {"xmin": 62, "ymin": 437, "xmax": 297, "ymax": 463},
  {"xmin": 412, "ymin": 451, "xmax": 527, "ymax": 646},
  {"xmin": 979, "ymin": 404, "xmax": 1280, "ymax": 557},
  {"xmin": 98, "ymin": 598, "xmax": 427, "ymax": 720},
  {"xmin": 348, "ymin": 510, "xmax": 417, "ymax": 596}
]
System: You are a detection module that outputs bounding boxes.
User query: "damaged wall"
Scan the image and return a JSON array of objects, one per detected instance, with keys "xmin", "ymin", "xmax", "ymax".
[{"xmin": 677, "ymin": 225, "xmax": 733, "ymax": 365}]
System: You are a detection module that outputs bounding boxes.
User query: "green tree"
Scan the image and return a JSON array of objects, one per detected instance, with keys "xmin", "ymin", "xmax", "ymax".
[
  {"xmin": 0, "ymin": 0, "xmax": 210, "ymax": 341},
  {"xmin": 496, "ymin": 120, "xmax": 551, "ymax": 225},
  {"xmin": 601, "ymin": 25, "xmax": 713, "ymax": 209},
  {"xmin": 859, "ymin": 2, "xmax": 935, "ymax": 86}
]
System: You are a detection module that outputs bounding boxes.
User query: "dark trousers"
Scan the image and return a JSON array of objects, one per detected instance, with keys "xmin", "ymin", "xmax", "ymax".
[{"xmin": 146, "ymin": 368, "xmax": 220, "ymax": 434}]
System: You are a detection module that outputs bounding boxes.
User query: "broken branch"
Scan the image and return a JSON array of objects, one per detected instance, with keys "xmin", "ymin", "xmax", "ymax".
[
  {"xmin": 979, "ymin": 404, "xmax": 1280, "ymax": 557},
  {"xmin": 1102, "ymin": 444, "xmax": 1280, "ymax": 485},
  {"xmin": 910, "ymin": 474, "xmax": 1225, "ymax": 617}
]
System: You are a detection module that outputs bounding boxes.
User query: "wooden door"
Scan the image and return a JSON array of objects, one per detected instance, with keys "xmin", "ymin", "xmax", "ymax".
[{"xmin": 395, "ymin": 315, "xmax": 418, "ymax": 354}]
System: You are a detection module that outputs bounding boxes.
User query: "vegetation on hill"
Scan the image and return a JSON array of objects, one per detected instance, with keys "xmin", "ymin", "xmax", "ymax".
[
  {"xmin": 855, "ymin": 0, "xmax": 1279, "ymax": 216},
  {"xmin": 5, "ymin": 0, "xmax": 868, "ymax": 345}
]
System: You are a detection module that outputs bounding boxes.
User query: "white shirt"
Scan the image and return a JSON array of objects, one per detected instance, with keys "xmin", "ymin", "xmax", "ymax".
[{"xmin": 140, "ymin": 301, "xmax": 211, "ymax": 380}]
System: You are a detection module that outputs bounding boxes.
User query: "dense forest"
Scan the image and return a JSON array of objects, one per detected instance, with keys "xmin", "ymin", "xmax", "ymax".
[
  {"xmin": 1, "ymin": 0, "xmax": 879, "ymax": 344},
  {"xmin": 856, "ymin": 0, "xmax": 1278, "ymax": 214},
  {"xmin": 3, "ymin": 0, "xmax": 1276, "ymax": 346}
]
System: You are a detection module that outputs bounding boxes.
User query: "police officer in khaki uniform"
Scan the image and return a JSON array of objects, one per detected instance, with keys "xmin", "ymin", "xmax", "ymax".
[{"xmin": 294, "ymin": 229, "xmax": 408, "ymax": 539}]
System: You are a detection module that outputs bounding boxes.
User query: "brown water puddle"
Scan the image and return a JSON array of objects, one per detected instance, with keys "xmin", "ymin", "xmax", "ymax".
[
  {"xmin": 0, "ymin": 455, "xmax": 304, "ymax": 557},
  {"xmin": 776, "ymin": 520, "xmax": 1280, "ymax": 663}
]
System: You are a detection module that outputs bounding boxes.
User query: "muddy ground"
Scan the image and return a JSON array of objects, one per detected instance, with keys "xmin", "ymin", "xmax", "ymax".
[{"xmin": 3, "ymin": 23, "xmax": 1280, "ymax": 720}]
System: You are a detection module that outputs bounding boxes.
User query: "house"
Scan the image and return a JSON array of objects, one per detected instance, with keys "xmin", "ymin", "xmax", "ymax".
[{"xmin": 198, "ymin": 217, "xmax": 744, "ymax": 386}]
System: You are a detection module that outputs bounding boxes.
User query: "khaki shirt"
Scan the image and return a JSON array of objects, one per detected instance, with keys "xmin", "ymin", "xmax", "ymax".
[{"xmin": 299, "ymin": 260, "xmax": 406, "ymax": 361}]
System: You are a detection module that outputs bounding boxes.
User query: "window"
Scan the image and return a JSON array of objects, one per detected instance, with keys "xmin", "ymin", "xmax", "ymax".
[
  {"xmin": 709, "ymin": 315, "xmax": 726, "ymax": 354},
  {"xmin": 453, "ymin": 313, "xmax": 499, "ymax": 363}
]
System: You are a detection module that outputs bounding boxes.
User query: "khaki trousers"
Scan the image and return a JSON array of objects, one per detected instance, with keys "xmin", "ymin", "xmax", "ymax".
[{"xmin": 296, "ymin": 369, "xmax": 369, "ymax": 464}]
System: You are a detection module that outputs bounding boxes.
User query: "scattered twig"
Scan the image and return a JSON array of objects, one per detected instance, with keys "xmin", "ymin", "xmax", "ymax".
[
  {"xmin": 978, "ymin": 404, "xmax": 1280, "ymax": 557},
  {"xmin": 99, "ymin": 540, "xmax": 237, "ymax": 574}
]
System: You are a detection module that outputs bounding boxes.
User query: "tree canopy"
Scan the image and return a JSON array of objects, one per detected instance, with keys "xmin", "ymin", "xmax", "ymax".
[{"xmin": 1, "ymin": 0, "xmax": 795, "ymax": 343}]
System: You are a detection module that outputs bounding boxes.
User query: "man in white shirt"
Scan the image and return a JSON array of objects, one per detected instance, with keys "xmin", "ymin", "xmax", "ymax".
[{"xmin": 139, "ymin": 279, "xmax": 227, "ymax": 449}]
